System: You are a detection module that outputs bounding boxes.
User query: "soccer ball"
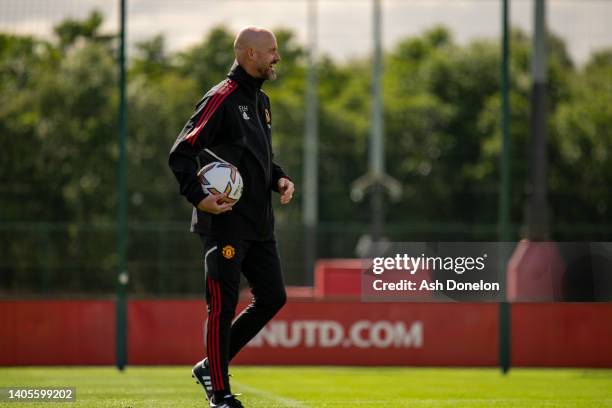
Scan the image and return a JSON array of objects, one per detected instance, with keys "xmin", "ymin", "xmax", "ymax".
[{"xmin": 197, "ymin": 161, "xmax": 243, "ymax": 203}]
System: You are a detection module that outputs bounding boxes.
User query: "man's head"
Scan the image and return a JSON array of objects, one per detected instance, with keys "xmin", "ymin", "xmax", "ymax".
[{"xmin": 234, "ymin": 27, "xmax": 280, "ymax": 81}]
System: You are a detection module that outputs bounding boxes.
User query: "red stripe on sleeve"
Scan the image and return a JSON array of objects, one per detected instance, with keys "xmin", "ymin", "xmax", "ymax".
[
  {"xmin": 184, "ymin": 81, "xmax": 230, "ymax": 144},
  {"xmin": 187, "ymin": 80, "xmax": 238, "ymax": 146}
]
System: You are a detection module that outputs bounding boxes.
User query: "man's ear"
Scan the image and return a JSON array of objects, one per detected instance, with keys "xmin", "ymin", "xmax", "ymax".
[{"xmin": 247, "ymin": 48, "xmax": 255, "ymax": 60}]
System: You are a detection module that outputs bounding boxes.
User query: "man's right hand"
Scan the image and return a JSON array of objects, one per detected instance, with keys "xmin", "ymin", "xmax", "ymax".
[{"xmin": 197, "ymin": 194, "xmax": 234, "ymax": 214}]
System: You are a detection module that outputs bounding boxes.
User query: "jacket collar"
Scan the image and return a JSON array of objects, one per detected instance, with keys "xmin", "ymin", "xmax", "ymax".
[{"xmin": 228, "ymin": 61, "xmax": 264, "ymax": 94}]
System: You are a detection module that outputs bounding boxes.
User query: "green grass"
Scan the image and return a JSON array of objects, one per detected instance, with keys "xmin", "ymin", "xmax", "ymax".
[{"xmin": 0, "ymin": 367, "xmax": 611, "ymax": 407}]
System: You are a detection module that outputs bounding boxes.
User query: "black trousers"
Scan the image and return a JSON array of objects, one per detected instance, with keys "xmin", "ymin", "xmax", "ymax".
[{"xmin": 199, "ymin": 234, "xmax": 287, "ymax": 394}]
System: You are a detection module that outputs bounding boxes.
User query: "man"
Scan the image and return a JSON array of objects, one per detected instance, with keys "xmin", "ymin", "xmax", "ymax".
[{"xmin": 168, "ymin": 27, "xmax": 295, "ymax": 408}]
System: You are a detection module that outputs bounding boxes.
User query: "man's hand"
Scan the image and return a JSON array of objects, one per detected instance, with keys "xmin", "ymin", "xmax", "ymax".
[
  {"xmin": 278, "ymin": 178, "xmax": 295, "ymax": 205},
  {"xmin": 197, "ymin": 193, "xmax": 234, "ymax": 214}
]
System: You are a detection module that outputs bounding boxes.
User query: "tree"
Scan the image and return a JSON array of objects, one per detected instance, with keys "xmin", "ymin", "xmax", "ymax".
[
  {"xmin": 54, "ymin": 10, "xmax": 113, "ymax": 51},
  {"xmin": 549, "ymin": 50, "xmax": 612, "ymax": 228},
  {"xmin": 3, "ymin": 15, "xmax": 612, "ymax": 292},
  {"xmin": 176, "ymin": 26, "xmax": 235, "ymax": 92},
  {"xmin": 132, "ymin": 34, "xmax": 171, "ymax": 80}
]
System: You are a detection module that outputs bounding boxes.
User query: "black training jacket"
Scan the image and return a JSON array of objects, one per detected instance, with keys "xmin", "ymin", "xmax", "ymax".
[{"xmin": 168, "ymin": 62, "xmax": 289, "ymax": 240}]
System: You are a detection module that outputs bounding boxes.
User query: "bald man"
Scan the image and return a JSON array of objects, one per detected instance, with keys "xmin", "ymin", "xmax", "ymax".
[{"xmin": 169, "ymin": 27, "xmax": 294, "ymax": 408}]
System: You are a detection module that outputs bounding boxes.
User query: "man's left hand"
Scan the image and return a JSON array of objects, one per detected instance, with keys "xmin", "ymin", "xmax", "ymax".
[{"xmin": 278, "ymin": 178, "xmax": 294, "ymax": 205}]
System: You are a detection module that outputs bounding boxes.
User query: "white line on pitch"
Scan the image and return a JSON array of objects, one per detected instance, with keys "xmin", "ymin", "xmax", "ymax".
[{"xmin": 233, "ymin": 381, "xmax": 311, "ymax": 408}]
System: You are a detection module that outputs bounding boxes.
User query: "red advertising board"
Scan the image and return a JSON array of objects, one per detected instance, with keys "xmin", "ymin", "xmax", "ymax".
[
  {"xmin": 0, "ymin": 300, "xmax": 115, "ymax": 365},
  {"xmin": 128, "ymin": 300, "xmax": 205, "ymax": 364},
  {"xmin": 127, "ymin": 301, "xmax": 497, "ymax": 366},
  {"xmin": 1, "ymin": 300, "xmax": 611, "ymax": 367},
  {"xmin": 233, "ymin": 302, "xmax": 497, "ymax": 366},
  {"xmin": 512, "ymin": 303, "xmax": 612, "ymax": 367}
]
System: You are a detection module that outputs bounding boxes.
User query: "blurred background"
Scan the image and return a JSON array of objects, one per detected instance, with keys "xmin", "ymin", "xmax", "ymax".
[{"xmin": 1, "ymin": 0, "xmax": 612, "ymax": 297}]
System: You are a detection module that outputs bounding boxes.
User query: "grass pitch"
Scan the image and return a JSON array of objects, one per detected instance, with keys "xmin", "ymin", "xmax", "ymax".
[{"xmin": 0, "ymin": 366, "xmax": 611, "ymax": 407}]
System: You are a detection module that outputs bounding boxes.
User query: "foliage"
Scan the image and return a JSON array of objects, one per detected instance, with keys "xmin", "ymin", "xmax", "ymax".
[{"xmin": 2, "ymin": 12, "xmax": 612, "ymax": 292}]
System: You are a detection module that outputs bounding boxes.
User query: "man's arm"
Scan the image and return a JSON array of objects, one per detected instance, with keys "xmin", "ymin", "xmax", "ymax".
[
  {"xmin": 168, "ymin": 95, "xmax": 233, "ymax": 213},
  {"xmin": 263, "ymin": 92, "xmax": 294, "ymax": 204}
]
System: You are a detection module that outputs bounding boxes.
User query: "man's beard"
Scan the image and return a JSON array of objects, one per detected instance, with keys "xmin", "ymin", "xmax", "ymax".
[
  {"xmin": 258, "ymin": 63, "xmax": 277, "ymax": 81},
  {"xmin": 266, "ymin": 69, "xmax": 277, "ymax": 81}
]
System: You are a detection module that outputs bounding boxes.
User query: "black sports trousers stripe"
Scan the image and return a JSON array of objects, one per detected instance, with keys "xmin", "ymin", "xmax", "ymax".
[{"xmin": 200, "ymin": 235, "xmax": 287, "ymax": 395}]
